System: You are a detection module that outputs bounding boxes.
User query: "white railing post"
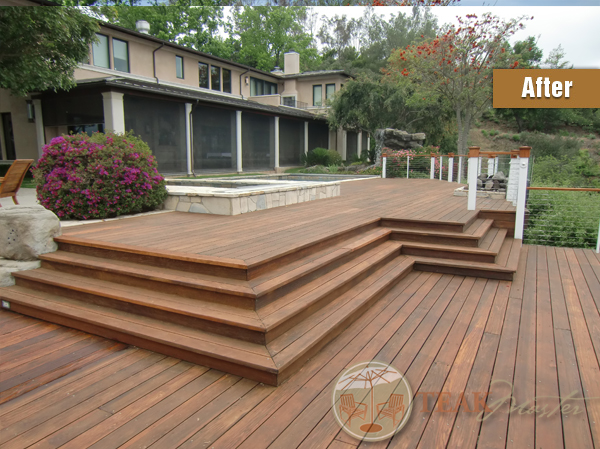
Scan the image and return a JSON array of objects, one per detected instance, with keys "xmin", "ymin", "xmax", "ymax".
[
  {"xmin": 382, "ymin": 154, "xmax": 387, "ymax": 179},
  {"xmin": 406, "ymin": 156, "xmax": 410, "ymax": 179},
  {"xmin": 487, "ymin": 156, "xmax": 494, "ymax": 177},
  {"xmin": 458, "ymin": 156, "xmax": 463, "ymax": 183},
  {"xmin": 514, "ymin": 146, "xmax": 531, "ymax": 240},
  {"xmin": 468, "ymin": 147, "xmax": 480, "ymax": 211},
  {"xmin": 506, "ymin": 150, "xmax": 520, "ymax": 206},
  {"xmin": 494, "ymin": 156, "xmax": 499, "ymax": 175},
  {"xmin": 448, "ymin": 154, "xmax": 454, "ymax": 182},
  {"xmin": 439, "ymin": 156, "xmax": 443, "ymax": 180},
  {"xmin": 430, "ymin": 154, "xmax": 435, "ymax": 180}
]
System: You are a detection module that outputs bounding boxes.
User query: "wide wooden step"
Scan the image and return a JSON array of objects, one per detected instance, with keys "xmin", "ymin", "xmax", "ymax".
[
  {"xmin": 39, "ymin": 251, "xmax": 257, "ymax": 310},
  {"xmin": 269, "ymin": 256, "xmax": 415, "ymax": 383},
  {"xmin": 257, "ymin": 240, "xmax": 403, "ymax": 341},
  {"xmin": 0, "ymin": 286, "xmax": 279, "ymax": 385},
  {"xmin": 387, "ymin": 219, "xmax": 494, "ymax": 248},
  {"xmin": 411, "ymin": 237, "xmax": 521, "ymax": 281},
  {"xmin": 11, "ymin": 268, "xmax": 266, "ymax": 344}
]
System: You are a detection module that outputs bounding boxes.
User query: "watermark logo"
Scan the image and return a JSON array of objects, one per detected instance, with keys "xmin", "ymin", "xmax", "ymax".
[{"xmin": 332, "ymin": 361, "xmax": 412, "ymax": 442}]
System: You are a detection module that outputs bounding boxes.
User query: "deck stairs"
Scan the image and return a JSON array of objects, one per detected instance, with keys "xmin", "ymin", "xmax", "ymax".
[{"xmin": 0, "ymin": 209, "xmax": 518, "ymax": 386}]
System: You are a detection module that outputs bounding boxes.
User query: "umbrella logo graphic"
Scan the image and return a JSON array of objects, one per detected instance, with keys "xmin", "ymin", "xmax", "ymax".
[{"xmin": 332, "ymin": 361, "xmax": 412, "ymax": 442}]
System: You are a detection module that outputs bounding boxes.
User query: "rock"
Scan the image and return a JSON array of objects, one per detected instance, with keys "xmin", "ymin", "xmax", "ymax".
[
  {"xmin": 493, "ymin": 180, "xmax": 501, "ymax": 190},
  {"xmin": 477, "ymin": 179, "xmax": 483, "ymax": 188},
  {"xmin": 374, "ymin": 128, "xmax": 427, "ymax": 164},
  {"xmin": 0, "ymin": 205, "xmax": 61, "ymax": 261},
  {"xmin": 0, "ymin": 259, "xmax": 41, "ymax": 287},
  {"xmin": 485, "ymin": 180, "xmax": 494, "ymax": 189},
  {"xmin": 478, "ymin": 174, "xmax": 488, "ymax": 181},
  {"xmin": 492, "ymin": 171, "xmax": 506, "ymax": 181}
]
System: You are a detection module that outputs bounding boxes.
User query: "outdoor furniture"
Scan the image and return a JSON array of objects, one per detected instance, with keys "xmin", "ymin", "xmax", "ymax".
[
  {"xmin": 339, "ymin": 394, "xmax": 367, "ymax": 426},
  {"xmin": 0, "ymin": 159, "xmax": 34, "ymax": 206},
  {"xmin": 376, "ymin": 393, "xmax": 405, "ymax": 427}
]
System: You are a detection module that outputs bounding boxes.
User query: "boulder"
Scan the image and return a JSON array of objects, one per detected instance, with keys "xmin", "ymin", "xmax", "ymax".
[
  {"xmin": 485, "ymin": 180, "xmax": 494, "ymax": 190},
  {"xmin": 492, "ymin": 171, "xmax": 506, "ymax": 181},
  {"xmin": 0, "ymin": 205, "xmax": 61, "ymax": 261},
  {"xmin": 374, "ymin": 128, "xmax": 427, "ymax": 164},
  {"xmin": 0, "ymin": 259, "xmax": 41, "ymax": 287}
]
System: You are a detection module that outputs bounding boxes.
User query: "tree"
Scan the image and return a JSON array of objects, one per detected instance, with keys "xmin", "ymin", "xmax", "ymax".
[
  {"xmin": 105, "ymin": 2, "xmax": 224, "ymax": 54},
  {"xmin": 228, "ymin": 6, "xmax": 319, "ymax": 71},
  {"xmin": 327, "ymin": 77, "xmax": 455, "ymax": 161},
  {"xmin": 386, "ymin": 13, "xmax": 529, "ymax": 155},
  {"xmin": 544, "ymin": 44, "xmax": 572, "ymax": 69},
  {"xmin": 0, "ymin": 7, "xmax": 99, "ymax": 97}
]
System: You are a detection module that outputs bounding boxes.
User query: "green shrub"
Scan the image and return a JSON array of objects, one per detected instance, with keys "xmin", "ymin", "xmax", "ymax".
[
  {"xmin": 481, "ymin": 130, "xmax": 488, "ymax": 137},
  {"xmin": 524, "ymin": 190, "xmax": 600, "ymax": 249},
  {"xmin": 512, "ymin": 134, "xmax": 521, "ymax": 142},
  {"xmin": 32, "ymin": 131, "xmax": 168, "ymax": 220},
  {"xmin": 326, "ymin": 149, "xmax": 343, "ymax": 166},
  {"xmin": 520, "ymin": 131, "xmax": 582, "ymax": 158},
  {"xmin": 305, "ymin": 148, "xmax": 343, "ymax": 167}
]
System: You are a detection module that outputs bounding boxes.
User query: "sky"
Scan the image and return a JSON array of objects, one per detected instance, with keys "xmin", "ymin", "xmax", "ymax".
[{"xmin": 304, "ymin": 6, "xmax": 600, "ymax": 68}]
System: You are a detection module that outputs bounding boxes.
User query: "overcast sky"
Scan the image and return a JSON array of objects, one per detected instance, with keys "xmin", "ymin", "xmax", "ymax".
[{"xmin": 303, "ymin": 6, "xmax": 600, "ymax": 68}]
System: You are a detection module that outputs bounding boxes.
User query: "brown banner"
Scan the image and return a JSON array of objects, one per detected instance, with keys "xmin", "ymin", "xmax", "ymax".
[{"xmin": 493, "ymin": 69, "xmax": 600, "ymax": 108}]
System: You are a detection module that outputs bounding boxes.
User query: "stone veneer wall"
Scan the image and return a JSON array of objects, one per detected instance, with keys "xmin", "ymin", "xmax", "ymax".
[{"xmin": 161, "ymin": 183, "xmax": 341, "ymax": 216}]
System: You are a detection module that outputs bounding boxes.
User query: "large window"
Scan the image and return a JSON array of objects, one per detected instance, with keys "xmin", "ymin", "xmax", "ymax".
[
  {"xmin": 223, "ymin": 68, "xmax": 231, "ymax": 93},
  {"xmin": 112, "ymin": 38, "xmax": 129, "ymax": 73},
  {"xmin": 313, "ymin": 85, "xmax": 322, "ymax": 106},
  {"xmin": 92, "ymin": 33, "xmax": 109, "ymax": 69},
  {"xmin": 250, "ymin": 77, "xmax": 277, "ymax": 96},
  {"xmin": 176, "ymin": 56, "xmax": 184, "ymax": 79},
  {"xmin": 326, "ymin": 84, "xmax": 336, "ymax": 101},
  {"xmin": 211, "ymin": 66, "xmax": 221, "ymax": 91},
  {"xmin": 198, "ymin": 62, "xmax": 209, "ymax": 88}
]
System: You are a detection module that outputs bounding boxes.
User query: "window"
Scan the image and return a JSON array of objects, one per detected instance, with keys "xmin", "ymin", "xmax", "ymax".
[
  {"xmin": 112, "ymin": 38, "xmax": 129, "ymax": 72},
  {"xmin": 250, "ymin": 77, "xmax": 277, "ymax": 96},
  {"xmin": 326, "ymin": 84, "xmax": 336, "ymax": 101},
  {"xmin": 198, "ymin": 62, "xmax": 209, "ymax": 88},
  {"xmin": 211, "ymin": 66, "xmax": 221, "ymax": 91},
  {"xmin": 92, "ymin": 33, "xmax": 109, "ymax": 69},
  {"xmin": 313, "ymin": 85, "xmax": 322, "ymax": 106},
  {"xmin": 176, "ymin": 56, "xmax": 184, "ymax": 79},
  {"xmin": 222, "ymin": 68, "xmax": 231, "ymax": 93}
]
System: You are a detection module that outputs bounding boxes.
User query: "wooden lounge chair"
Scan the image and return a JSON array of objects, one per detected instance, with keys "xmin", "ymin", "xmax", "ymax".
[
  {"xmin": 339, "ymin": 394, "xmax": 367, "ymax": 426},
  {"xmin": 0, "ymin": 159, "xmax": 34, "ymax": 206},
  {"xmin": 376, "ymin": 393, "xmax": 405, "ymax": 427}
]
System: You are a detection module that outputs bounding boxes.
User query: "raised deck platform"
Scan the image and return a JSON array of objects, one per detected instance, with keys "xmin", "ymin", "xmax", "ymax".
[{"xmin": 0, "ymin": 179, "xmax": 519, "ymax": 386}]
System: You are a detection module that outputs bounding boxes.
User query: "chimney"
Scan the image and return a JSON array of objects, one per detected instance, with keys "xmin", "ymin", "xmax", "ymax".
[
  {"xmin": 271, "ymin": 66, "xmax": 284, "ymax": 75},
  {"xmin": 284, "ymin": 51, "xmax": 300, "ymax": 75},
  {"xmin": 135, "ymin": 20, "xmax": 150, "ymax": 34}
]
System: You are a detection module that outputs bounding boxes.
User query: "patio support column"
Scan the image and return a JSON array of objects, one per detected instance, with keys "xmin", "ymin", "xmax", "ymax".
[
  {"xmin": 506, "ymin": 151, "xmax": 520, "ymax": 205},
  {"xmin": 488, "ymin": 155, "xmax": 495, "ymax": 177},
  {"xmin": 494, "ymin": 157, "xmax": 499, "ymax": 175},
  {"xmin": 32, "ymin": 99, "xmax": 45, "ymax": 157},
  {"xmin": 448, "ymin": 154, "xmax": 454, "ymax": 182},
  {"xmin": 514, "ymin": 146, "xmax": 531, "ymax": 240},
  {"xmin": 274, "ymin": 116, "xmax": 280, "ymax": 169},
  {"xmin": 468, "ymin": 146, "xmax": 480, "ymax": 211},
  {"xmin": 185, "ymin": 103, "xmax": 192, "ymax": 175},
  {"xmin": 304, "ymin": 121, "xmax": 309, "ymax": 155},
  {"xmin": 236, "ymin": 110, "xmax": 242, "ymax": 173},
  {"xmin": 457, "ymin": 156, "xmax": 463, "ymax": 183},
  {"xmin": 342, "ymin": 130, "xmax": 347, "ymax": 161},
  {"xmin": 439, "ymin": 156, "xmax": 443, "ymax": 180},
  {"xmin": 101, "ymin": 91, "xmax": 125, "ymax": 134},
  {"xmin": 357, "ymin": 131, "xmax": 363, "ymax": 158}
]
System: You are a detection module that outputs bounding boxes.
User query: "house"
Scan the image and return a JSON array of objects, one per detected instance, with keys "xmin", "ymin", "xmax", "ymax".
[{"xmin": 0, "ymin": 19, "xmax": 369, "ymax": 174}]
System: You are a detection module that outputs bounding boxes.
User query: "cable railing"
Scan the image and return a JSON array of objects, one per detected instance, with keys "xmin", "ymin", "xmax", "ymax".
[
  {"xmin": 382, "ymin": 152, "xmax": 459, "ymax": 181},
  {"xmin": 524, "ymin": 187, "xmax": 600, "ymax": 251}
]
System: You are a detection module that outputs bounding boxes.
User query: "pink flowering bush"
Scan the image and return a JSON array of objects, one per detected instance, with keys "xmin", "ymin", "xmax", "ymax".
[
  {"xmin": 32, "ymin": 131, "xmax": 168, "ymax": 220},
  {"xmin": 384, "ymin": 145, "xmax": 448, "ymax": 178}
]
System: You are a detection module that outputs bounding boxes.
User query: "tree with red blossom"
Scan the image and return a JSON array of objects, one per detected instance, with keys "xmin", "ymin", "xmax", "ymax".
[
  {"xmin": 385, "ymin": 13, "xmax": 531, "ymax": 155},
  {"xmin": 366, "ymin": 0, "xmax": 459, "ymax": 5}
]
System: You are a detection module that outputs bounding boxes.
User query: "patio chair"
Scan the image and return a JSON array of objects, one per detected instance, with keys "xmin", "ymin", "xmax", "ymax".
[
  {"xmin": 0, "ymin": 159, "xmax": 34, "ymax": 206},
  {"xmin": 339, "ymin": 394, "xmax": 367, "ymax": 426},
  {"xmin": 376, "ymin": 394, "xmax": 405, "ymax": 427}
]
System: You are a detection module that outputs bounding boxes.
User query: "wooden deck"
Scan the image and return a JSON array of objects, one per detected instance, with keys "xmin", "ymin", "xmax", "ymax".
[{"xmin": 1, "ymin": 244, "xmax": 599, "ymax": 448}]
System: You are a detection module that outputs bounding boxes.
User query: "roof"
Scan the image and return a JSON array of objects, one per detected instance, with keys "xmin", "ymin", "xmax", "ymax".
[
  {"xmin": 280, "ymin": 70, "xmax": 352, "ymax": 79},
  {"xmin": 74, "ymin": 76, "xmax": 328, "ymax": 122}
]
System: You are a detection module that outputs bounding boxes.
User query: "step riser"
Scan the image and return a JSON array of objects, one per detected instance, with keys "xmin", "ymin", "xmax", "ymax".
[
  {"xmin": 256, "ymin": 235, "xmax": 390, "ymax": 309},
  {"xmin": 246, "ymin": 220, "xmax": 381, "ymax": 280},
  {"xmin": 40, "ymin": 260, "xmax": 256, "ymax": 310},
  {"xmin": 380, "ymin": 219, "xmax": 465, "ymax": 233},
  {"xmin": 389, "ymin": 232, "xmax": 480, "ymax": 248},
  {"xmin": 263, "ymin": 248, "xmax": 402, "ymax": 343},
  {"xmin": 12, "ymin": 276, "xmax": 266, "ymax": 344},
  {"xmin": 401, "ymin": 247, "xmax": 496, "ymax": 264},
  {"xmin": 478, "ymin": 211, "xmax": 516, "ymax": 232},
  {"xmin": 57, "ymin": 242, "xmax": 248, "ymax": 281},
  {"xmin": 413, "ymin": 263, "xmax": 514, "ymax": 281},
  {"xmin": 4, "ymin": 301, "xmax": 278, "ymax": 386},
  {"xmin": 276, "ymin": 263, "xmax": 414, "ymax": 385}
]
